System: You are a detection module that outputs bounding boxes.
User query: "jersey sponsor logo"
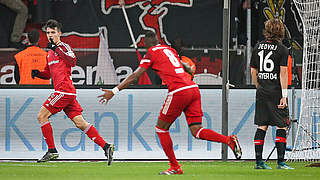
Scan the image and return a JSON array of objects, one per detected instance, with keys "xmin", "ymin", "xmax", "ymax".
[
  {"xmin": 48, "ymin": 60, "xmax": 60, "ymax": 66},
  {"xmin": 258, "ymin": 72, "xmax": 277, "ymax": 80},
  {"xmin": 102, "ymin": 0, "xmax": 193, "ymax": 46}
]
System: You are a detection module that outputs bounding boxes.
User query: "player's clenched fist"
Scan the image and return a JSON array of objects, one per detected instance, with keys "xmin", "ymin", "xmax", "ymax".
[{"xmin": 47, "ymin": 38, "xmax": 58, "ymax": 51}]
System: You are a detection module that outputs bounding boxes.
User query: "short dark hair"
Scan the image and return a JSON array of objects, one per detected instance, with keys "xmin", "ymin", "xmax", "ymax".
[
  {"xmin": 145, "ymin": 31, "xmax": 157, "ymax": 39},
  {"xmin": 144, "ymin": 31, "xmax": 159, "ymax": 45},
  {"xmin": 44, "ymin": 19, "xmax": 62, "ymax": 32},
  {"xmin": 27, "ymin": 29, "xmax": 40, "ymax": 44}
]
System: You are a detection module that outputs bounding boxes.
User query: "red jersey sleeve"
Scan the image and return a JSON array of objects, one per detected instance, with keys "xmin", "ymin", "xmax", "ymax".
[
  {"xmin": 37, "ymin": 62, "xmax": 50, "ymax": 79},
  {"xmin": 55, "ymin": 43, "xmax": 76, "ymax": 67},
  {"xmin": 139, "ymin": 51, "xmax": 153, "ymax": 69}
]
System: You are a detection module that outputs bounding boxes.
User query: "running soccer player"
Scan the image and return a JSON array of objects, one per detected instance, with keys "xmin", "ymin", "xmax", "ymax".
[
  {"xmin": 250, "ymin": 19, "xmax": 294, "ymax": 170},
  {"xmin": 32, "ymin": 19, "xmax": 114, "ymax": 165},
  {"xmin": 98, "ymin": 31, "xmax": 242, "ymax": 175}
]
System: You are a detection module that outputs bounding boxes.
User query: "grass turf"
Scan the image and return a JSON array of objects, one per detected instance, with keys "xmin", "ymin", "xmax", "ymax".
[{"xmin": 0, "ymin": 161, "xmax": 319, "ymax": 180}]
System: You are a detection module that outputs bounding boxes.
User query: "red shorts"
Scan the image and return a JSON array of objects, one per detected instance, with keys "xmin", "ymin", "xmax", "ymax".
[
  {"xmin": 158, "ymin": 85, "xmax": 203, "ymax": 126},
  {"xmin": 43, "ymin": 92, "xmax": 83, "ymax": 119}
]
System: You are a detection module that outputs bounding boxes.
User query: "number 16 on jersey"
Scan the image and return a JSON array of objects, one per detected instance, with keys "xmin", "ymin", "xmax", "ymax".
[{"xmin": 257, "ymin": 50, "xmax": 277, "ymax": 80}]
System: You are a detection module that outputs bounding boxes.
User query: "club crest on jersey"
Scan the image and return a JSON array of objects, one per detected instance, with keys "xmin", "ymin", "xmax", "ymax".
[{"xmin": 101, "ymin": 0, "xmax": 193, "ymax": 46}]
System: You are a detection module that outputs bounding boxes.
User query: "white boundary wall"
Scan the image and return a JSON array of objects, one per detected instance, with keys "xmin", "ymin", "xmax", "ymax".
[{"xmin": 0, "ymin": 89, "xmax": 301, "ymax": 159}]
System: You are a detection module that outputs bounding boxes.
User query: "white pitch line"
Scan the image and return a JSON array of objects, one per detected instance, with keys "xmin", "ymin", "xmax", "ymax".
[{"xmin": 0, "ymin": 164, "xmax": 57, "ymax": 167}]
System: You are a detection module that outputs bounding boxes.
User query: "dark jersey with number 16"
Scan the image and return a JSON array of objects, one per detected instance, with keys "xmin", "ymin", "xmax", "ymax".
[{"xmin": 250, "ymin": 40, "xmax": 289, "ymax": 97}]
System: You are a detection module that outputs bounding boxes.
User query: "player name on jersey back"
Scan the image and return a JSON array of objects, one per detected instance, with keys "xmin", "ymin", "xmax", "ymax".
[{"xmin": 257, "ymin": 43, "xmax": 278, "ymax": 51}]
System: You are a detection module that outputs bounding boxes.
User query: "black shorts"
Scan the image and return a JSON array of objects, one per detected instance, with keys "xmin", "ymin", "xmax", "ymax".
[{"xmin": 254, "ymin": 95, "xmax": 289, "ymax": 128}]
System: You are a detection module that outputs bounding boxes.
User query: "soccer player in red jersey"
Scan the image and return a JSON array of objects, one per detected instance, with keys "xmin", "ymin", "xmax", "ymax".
[
  {"xmin": 98, "ymin": 31, "xmax": 242, "ymax": 175},
  {"xmin": 32, "ymin": 19, "xmax": 114, "ymax": 165}
]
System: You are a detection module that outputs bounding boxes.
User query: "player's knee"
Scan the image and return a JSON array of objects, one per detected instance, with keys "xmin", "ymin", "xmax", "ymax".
[
  {"xmin": 189, "ymin": 125, "xmax": 202, "ymax": 138},
  {"xmin": 258, "ymin": 126, "xmax": 268, "ymax": 131},
  {"xmin": 191, "ymin": 131, "xmax": 197, "ymax": 138},
  {"xmin": 75, "ymin": 121, "xmax": 89, "ymax": 130},
  {"xmin": 276, "ymin": 126, "xmax": 287, "ymax": 131},
  {"xmin": 74, "ymin": 121, "xmax": 84, "ymax": 129},
  {"xmin": 37, "ymin": 112, "xmax": 47, "ymax": 123}
]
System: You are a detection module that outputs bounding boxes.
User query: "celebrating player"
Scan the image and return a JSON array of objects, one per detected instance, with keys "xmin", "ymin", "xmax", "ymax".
[
  {"xmin": 250, "ymin": 19, "xmax": 294, "ymax": 170},
  {"xmin": 98, "ymin": 31, "xmax": 242, "ymax": 175},
  {"xmin": 32, "ymin": 19, "xmax": 114, "ymax": 165}
]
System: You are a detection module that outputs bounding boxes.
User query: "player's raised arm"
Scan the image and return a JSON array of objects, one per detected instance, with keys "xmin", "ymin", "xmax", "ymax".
[
  {"xmin": 55, "ymin": 43, "xmax": 77, "ymax": 67},
  {"xmin": 98, "ymin": 67, "xmax": 147, "ymax": 104}
]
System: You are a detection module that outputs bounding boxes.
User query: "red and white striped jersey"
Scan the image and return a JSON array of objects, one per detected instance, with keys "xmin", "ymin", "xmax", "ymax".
[
  {"xmin": 139, "ymin": 44, "xmax": 195, "ymax": 92},
  {"xmin": 38, "ymin": 42, "xmax": 77, "ymax": 95}
]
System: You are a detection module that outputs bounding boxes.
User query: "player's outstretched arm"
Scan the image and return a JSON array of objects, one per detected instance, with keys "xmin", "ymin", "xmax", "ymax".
[
  {"xmin": 98, "ymin": 67, "xmax": 147, "ymax": 104},
  {"xmin": 32, "ymin": 63, "xmax": 50, "ymax": 80}
]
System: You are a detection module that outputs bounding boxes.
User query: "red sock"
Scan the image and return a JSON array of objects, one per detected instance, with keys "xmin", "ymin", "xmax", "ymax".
[
  {"xmin": 40, "ymin": 121, "xmax": 55, "ymax": 149},
  {"xmin": 84, "ymin": 125, "xmax": 106, "ymax": 148},
  {"xmin": 156, "ymin": 126, "xmax": 179, "ymax": 167},
  {"xmin": 195, "ymin": 128, "xmax": 229, "ymax": 144}
]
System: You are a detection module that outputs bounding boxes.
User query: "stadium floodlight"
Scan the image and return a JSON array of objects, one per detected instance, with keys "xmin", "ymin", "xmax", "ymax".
[{"xmin": 288, "ymin": 0, "xmax": 320, "ymax": 162}]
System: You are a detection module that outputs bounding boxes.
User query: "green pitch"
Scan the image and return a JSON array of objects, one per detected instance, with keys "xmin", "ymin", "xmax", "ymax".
[{"xmin": 0, "ymin": 161, "xmax": 319, "ymax": 180}]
